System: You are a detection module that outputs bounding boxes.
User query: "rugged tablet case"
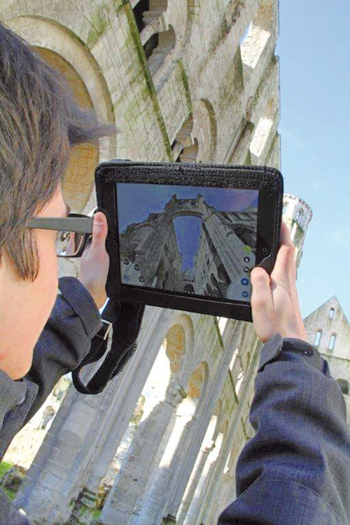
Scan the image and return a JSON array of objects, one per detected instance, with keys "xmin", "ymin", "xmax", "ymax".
[{"xmin": 73, "ymin": 161, "xmax": 283, "ymax": 394}]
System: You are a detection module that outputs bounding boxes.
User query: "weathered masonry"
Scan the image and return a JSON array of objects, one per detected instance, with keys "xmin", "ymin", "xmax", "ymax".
[
  {"xmin": 1, "ymin": 1, "xmax": 284, "ymax": 523},
  {"xmin": 304, "ymin": 297, "xmax": 350, "ymax": 425}
]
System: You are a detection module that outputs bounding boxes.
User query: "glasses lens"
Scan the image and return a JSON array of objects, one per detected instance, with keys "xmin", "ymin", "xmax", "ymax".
[{"xmin": 56, "ymin": 231, "xmax": 86, "ymax": 257}]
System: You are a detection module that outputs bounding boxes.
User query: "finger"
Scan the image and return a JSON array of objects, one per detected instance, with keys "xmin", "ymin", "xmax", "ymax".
[
  {"xmin": 91, "ymin": 212, "xmax": 108, "ymax": 248},
  {"xmin": 280, "ymin": 220, "xmax": 294, "ymax": 248},
  {"xmin": 251, "ymin": 267, "xmax": 274, "ymax": 312},
  {"xmin": 271, "ymin": 244, "xmax": 295, "ymax": 282}
]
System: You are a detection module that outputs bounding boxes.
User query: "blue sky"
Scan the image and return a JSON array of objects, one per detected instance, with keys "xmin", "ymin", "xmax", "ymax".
[
  {"xmin": 276, "ymin": 1, "xmax": 350, "ymax": 319},
  {"xmin": 117, "ymin": 183, "xmax": 258, "ymax": 232}
]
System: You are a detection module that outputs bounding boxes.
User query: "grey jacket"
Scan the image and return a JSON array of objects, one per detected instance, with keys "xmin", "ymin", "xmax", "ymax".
[
  {"xmin": 0, "ymin": 277, "xmax": 102, "ymax": 524},
  {"xmin": 1, "ymin": 280, "xmax": 350, "ymax": 524},
  {"xmin": 219, "ymin": 336, "xmax": 350, "ymax": 524}
]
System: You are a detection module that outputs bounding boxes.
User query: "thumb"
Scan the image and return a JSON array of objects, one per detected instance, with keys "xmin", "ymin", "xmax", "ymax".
[{"xmin": 91, "ymin": 212, "xmax": 108, "ymax": 247}]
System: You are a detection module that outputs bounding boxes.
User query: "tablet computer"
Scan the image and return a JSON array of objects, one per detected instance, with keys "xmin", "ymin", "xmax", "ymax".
[{"xmin": 95, "ymin": 160, "xmax": 283, "ymax": 322}]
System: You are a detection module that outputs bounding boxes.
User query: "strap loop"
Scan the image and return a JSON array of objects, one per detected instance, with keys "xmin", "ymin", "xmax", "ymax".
[{"xmin": 72, "ymin": 300, "xmax": 144, "ymax": 395}]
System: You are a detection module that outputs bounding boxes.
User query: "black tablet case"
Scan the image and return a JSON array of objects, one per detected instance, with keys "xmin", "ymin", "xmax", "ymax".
[{"xmin": 72, "ymin": 161, "xmax": 283, "ymax": 394}]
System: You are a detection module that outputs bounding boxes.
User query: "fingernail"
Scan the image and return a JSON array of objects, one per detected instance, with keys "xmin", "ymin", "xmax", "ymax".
[{"xmin": 94, "ymin": 215, "xmax": 103, "ymax": 225}]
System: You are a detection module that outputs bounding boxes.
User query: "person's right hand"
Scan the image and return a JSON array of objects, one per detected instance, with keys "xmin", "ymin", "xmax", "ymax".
[{"xmin": 250, "ymin": 221, "xmax": 308, "ymax": 344}]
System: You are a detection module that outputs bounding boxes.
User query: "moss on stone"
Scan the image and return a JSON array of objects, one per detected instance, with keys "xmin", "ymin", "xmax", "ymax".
[
  {"xmin": 123, "ymin": 2, "xmax": 173, "ymax": 159},
  {"xmin": 87, "ymin": 5, "xmax": 110, "ymax": 48},
  {"xmin": 248, "ymin": 55, "xmax": 278, "ymax": 117},
  {"xmin": 265, "ymin": 130, "xmax": 279, "ymax": 165},
  {"xmin": 179, "ymin": 60, "xmax": 193, "ymax": 114}
]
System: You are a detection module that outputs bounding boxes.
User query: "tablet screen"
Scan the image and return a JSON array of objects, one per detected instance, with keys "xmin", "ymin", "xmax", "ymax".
[{"xmin": 116, "ymin": 183, "xmax": 258, "ymax": 303}]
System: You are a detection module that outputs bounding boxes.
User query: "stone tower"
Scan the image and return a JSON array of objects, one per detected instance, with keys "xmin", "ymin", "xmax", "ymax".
[
  {"xmin": 1, "ymin": 1, "xmax": 282, "ymax": 523},
  {"xmin": 282, "ymin": 194, "xmax": 313, "ymax": 266}
]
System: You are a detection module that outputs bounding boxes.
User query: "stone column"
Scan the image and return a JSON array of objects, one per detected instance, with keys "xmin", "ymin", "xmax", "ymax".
[
  {"xmin": 15, "ymin": 306, "xmax": 174, "ymax": 524},
  {"xmin": 166, "ymin": 323, "xmax": 243, "ymax": 520},
  {"xmin": 211, "ymin": 461, "xmax": 236, "ymax": 523},
  {"xmin": 131, "ymin": 408, "xmax": 200, "ymax": 525},
  {"xmin": 183, "ymin": 435, "xmax": 223, "ymax": 525},
  {"xmin": 133, "ymin": 324, "xmax": 244, "ymax": 525},
  {"xmin": 97, "ymin": 382, "xmax": 186, "ymax": 525},
  {"xmin": 175, "ymin": 440, "xmax": 215, "ymax": 524},
  {"xmin": 198, "ymin": 347, "xmax": 259, "ymax": 524}
]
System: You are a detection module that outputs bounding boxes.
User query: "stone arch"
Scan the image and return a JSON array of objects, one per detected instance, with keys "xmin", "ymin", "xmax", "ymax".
[
  {"xmin": 6, "ymin": 16, "xmax": 115, "ymax": 212},
  {"xmin": 134, "ymin": 1, "xmax": 177, "ymax": 86},
  {"xmin": 191, "ymin": 99, "xmax": 218, "ymax": 162},
  {"xmin": 35, "ymin": 47, "xmax": 98, "ymax": 213},
  {"xmin": 165, "ymin": 324, "xmax": 187, "ymax": 378},
  {"xmin": 182, "ymin": 361, "xmax": 209, "ymax": 410},
  {"xmin": 150, "ymin": 24, "xmax": 176, "ymax": 86},
  {"xmin": 172, "ymin": 116, "xmax": 200, "ymax": 163},
  {"xmin": 132, "ymin": 312, "xmax": 194, "ymax": 421},
  {"xmin": 241, "ymin": 0, "xmax": 275, "ymax": 72}
]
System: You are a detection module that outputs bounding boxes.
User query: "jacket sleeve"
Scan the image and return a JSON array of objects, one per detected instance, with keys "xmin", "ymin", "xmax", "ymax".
[
  {"xmin": 24, "ymin": 276, "xmax": 102, "ymax": 422},
  {"xmin": 218, "ymin": 334, "xmax": 350, "ymax": 525}
]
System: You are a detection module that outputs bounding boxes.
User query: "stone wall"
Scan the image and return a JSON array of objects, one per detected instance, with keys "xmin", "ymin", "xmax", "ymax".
[
  {"xmin": 304, "ymin": 296, "xmax": 350, "ymax": 417},
  {"xmin": 0, "ymin": 1, "xmax": 281, "ymax": 523}
]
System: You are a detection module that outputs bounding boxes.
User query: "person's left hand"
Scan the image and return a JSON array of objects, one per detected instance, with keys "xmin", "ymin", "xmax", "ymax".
[{"xmin": 78, "ymin": 212, "xmax": 109, "ymax": 309}]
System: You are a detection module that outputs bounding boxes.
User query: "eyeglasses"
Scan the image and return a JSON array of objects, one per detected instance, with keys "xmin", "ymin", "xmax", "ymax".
[{"xmin": 29, "ymin": 213, "xmax": 93, "ymax": 258}]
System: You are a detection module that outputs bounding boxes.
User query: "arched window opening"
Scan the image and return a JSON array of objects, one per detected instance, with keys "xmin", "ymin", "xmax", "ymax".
[
  {"xmin": 133, "ymin": 0, "xmax": 149, "ymax": 33},
  {"xmin": 132, "ymin": 0, "xmax": 172, "ymax": 78},
  {"xmin": 241, "ymin": 0, "xmax": 274, "ymax": 73},
  {"xmin": 329, "ymin": 308, "xmax": 335, "ymax": 320},
  {"xmin": 314, "ymin": 330, "xmax": 322, "ymax": 348},
  {"xmin": 282, "ymin": 203, "xmax": 288, "ymax": 215},
  {"xmin": 146, "ymin": 25, "xmax": 175, "ymax": 82},
  {"xmin": 328, "ymin": 334, "xmax": 337, "ymax": 352},
  {"xmin": 172, "ymin": 117, "xmax": 199, "ymax": 163}
]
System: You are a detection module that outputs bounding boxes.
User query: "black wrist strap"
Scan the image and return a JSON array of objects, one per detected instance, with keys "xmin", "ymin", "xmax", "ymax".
[{"xmin": 72, "ymin": 299, "xmax": 145, "ymax": 395}]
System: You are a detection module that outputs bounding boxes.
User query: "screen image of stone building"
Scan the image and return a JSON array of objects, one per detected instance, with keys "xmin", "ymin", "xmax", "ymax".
[
  {"xmin": 0, "ymin": 1, "xmax": 313, "ymax": 524},
  {"xmin": 119, "ymin": 190, "xmax": 258, "ymax": 299}
]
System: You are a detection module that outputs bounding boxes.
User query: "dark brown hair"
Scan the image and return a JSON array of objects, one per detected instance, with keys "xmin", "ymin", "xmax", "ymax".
[{"xmin": 0, "ymin": 22, "xmax": 115, "ymax": 280}]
